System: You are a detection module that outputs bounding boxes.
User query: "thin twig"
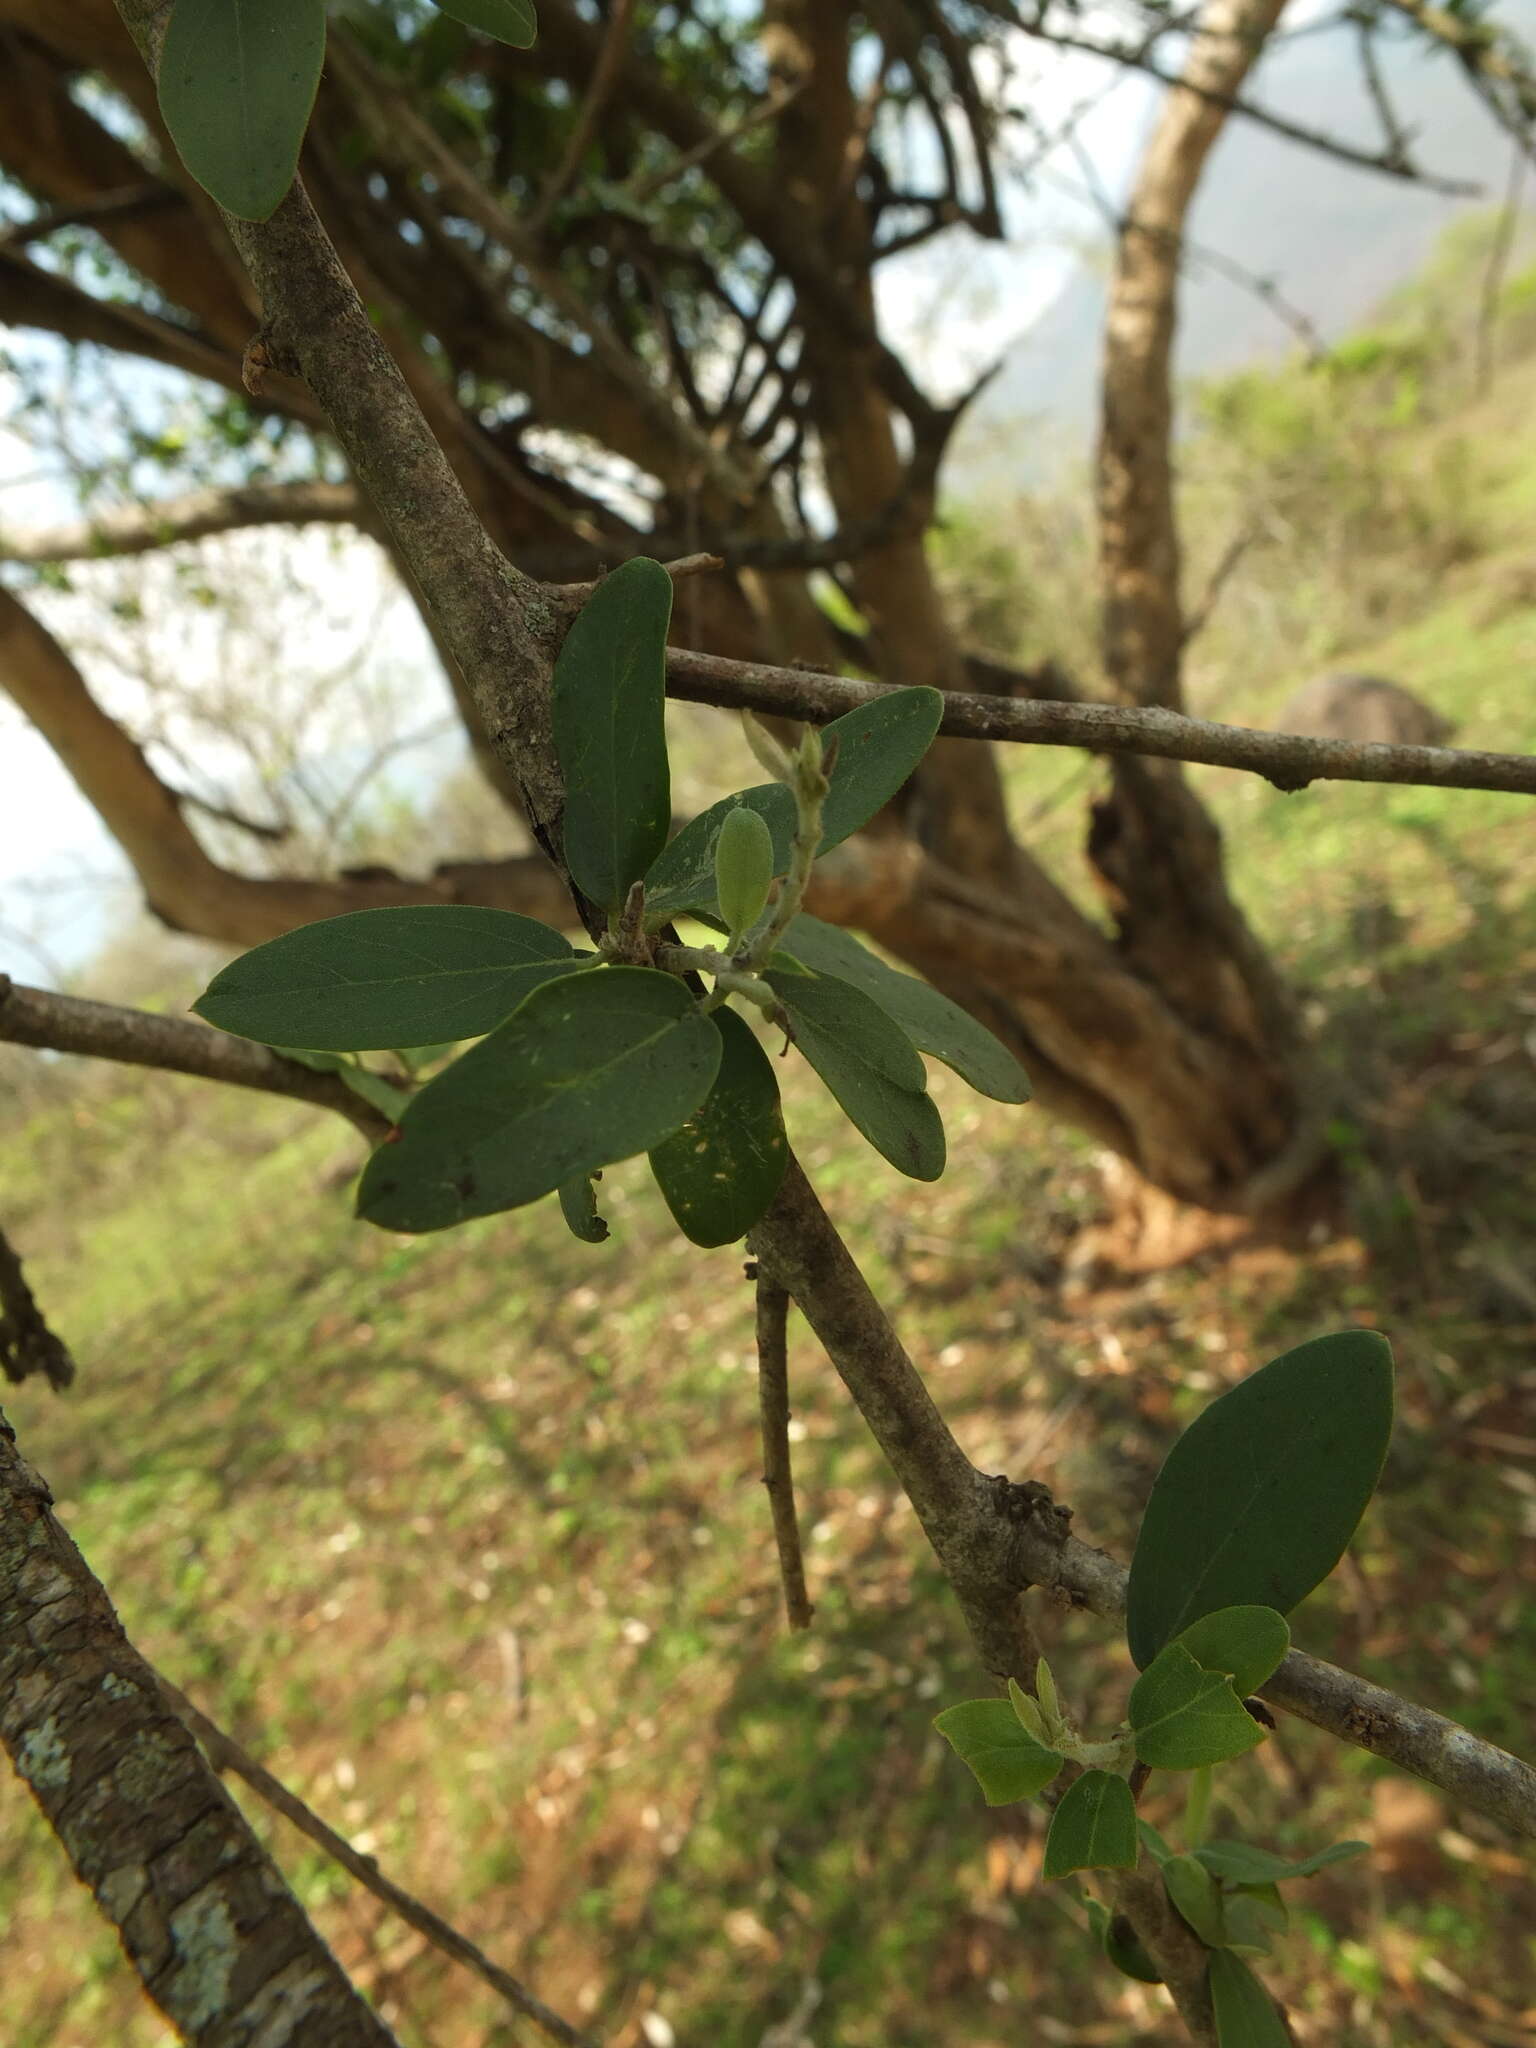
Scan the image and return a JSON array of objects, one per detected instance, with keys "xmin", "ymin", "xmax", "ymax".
[
  {"xmin": 0, "ymin": 1229, "xmax": 76, "ymax": 1391},
  {"xmin": 527, "ymin": 0, "xmax": 636, "ymax": 233},
  {"xmin": 753, "ymin": 1270, "xmax": 814, "ymax": 1631},
  {"xmin": 156, "ymin": 1677, "xmax": 599, "ymax": 2048}
]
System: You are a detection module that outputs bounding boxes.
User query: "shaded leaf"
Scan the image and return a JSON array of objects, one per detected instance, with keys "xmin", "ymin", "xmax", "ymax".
[
  {"xmin": 553, "ymin": 558, "xmax": 673, "ymax": 912},
  {"xmin": 430, "ymin": 0, "xmax": 537, "ymax": 46},
  {"xmin": 1220, "ymin": 1891, "xmax": 1282, "ymax": 1956},
  {"xmin": 1126, "ymin": 1331, "xmax": 1395, "ymax": 1668},
  {"xmin": 1087, "ymin": 1900, "xmax": 1164, "ymax": 1984},
  {"xmin": 1195, "ymin": 1839, "xmax": 1369, "ymax": 1885},
  {"xmin": 196, "ymin": 906, "xmax": 578, "ymax": 1050},
  {"xmin": 357, "ymin": 968, "xmax": 720, "ymax": 1233},
  {"xmin": 1174, "ymin": 1607, "xmax": 1290, "ymax": 1698},
  {"xmin": 1042, "ymin": 1770, "xmax": 1139, "ymax": 1879},
  {"xmin": 1129, "ymin": 1644, "xmax": 1267, "ymax": 1771},
  {"xmin": 766, "ymin": 968, "xmax": 945, "ymax": 1181},
  {"xmin": 1208, "ymin": 1951, "xmax": 1292, "ymax": 2048},
  {"xmin": 782, "ymin": 915, "xmax": 1030, "ymax": 1103},
  {"xmin": 270, "ymin": 1047, "xmax": 410, "ymax": 1123},
  {"xmin": 1163, "ymin": 1854, "xmax": 1227, "ymax": 1946},
  {"xmin": 648, "ymin": 1008, "xmax": 787, "ymax": 1246},
  {"xmin": 159, "ymin": 0, "xmax": 326, "ymax": 220},
  {"xmin": 933, "ymin": 1699, "xmax": 1063, "ymax": 1807},
  {"xmin": 558, "ymin": 1174, "xmax": 609, "ymax": 1245}
]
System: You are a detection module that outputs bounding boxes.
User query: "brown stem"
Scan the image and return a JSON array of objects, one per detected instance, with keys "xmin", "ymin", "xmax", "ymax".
[
  {"xmin": 752, "ymin": 1270, "xmax": 814, "ymax": 1630},
  {"xmin": 0, "ymin": 1229, "xmax": 76, "ymax": 1391}
]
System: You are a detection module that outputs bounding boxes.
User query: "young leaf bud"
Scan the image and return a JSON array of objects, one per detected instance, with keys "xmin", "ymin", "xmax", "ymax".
[{"xmin": 714, "ymin": 804, "xmax": 775, "ymax": 938}]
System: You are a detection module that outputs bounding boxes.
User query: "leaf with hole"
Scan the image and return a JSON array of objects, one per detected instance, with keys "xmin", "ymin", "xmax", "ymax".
[
  {"xmin": 1126, "ymin": 1331, "xmax": 1395, "ymax": 1668},
  {"xmin": 1194, "ymin": 1840, "xmax": 1368, "ymax": 1885},
  {"xmin": 430, "ymin": 0, "xmax": 538, "ymax": 46},
  {"xmin": 933, "ymin": 1700, "xmax": 1063, "ymax": 1807},
  {"xmin": 766, "ymin": 968, "xmax": 945, "ymax": 1181},
  {"xmin": 356, "ymin": 968, "xmax": 720, "ymax": 1233},
  {"xmin": 648, "ymin": 1008, "xmax": 787, "ymax": 1246},
  {"xmin": 1042, "ymin": 1770, "xmax": 1139, "ymax": 1879},
  {"xmin": 196, "ymin": 906, "xmax": 580, "ymax": 1050},
  {"xmin": 158, "ymin": 0, "xmax": 327, "ymax": 220},
  {"xmin": 552, "ymin": 557, "xmax": 674, "ymax": 913},
  {"xmin": 641, "ymin": 688, "xmax": 943, "ymax": 925},
  {"xmin": 1208, "ymin": 1950, "xmax": 1292, "ymax": 2048},
  {"xmin": 782, "ymin": 915, "xmax": 1030, "ymax": 1103},
  {"xmin": 1129, "ymin": 1643, "xmax": 1267, "ymax": 1771},
  {"xmin": 1174, "ymin": 1607, "xmax": 1290, "ymax": 1699},
  {"xmin": 558, "ymin": 1174, "xmax": 609, "ymax": 1245}
]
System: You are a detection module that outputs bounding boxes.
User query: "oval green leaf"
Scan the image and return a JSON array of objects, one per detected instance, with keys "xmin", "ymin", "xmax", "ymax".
[
  {"xmin": 713, "ymin": 803, "xmax": 776, "ymax": 939},
  {"xmin": 782, "ymin": 914, "xmax": 1030, "ymax": 1103},
  {"xmin": 932, "ymin": 1700, "xmax": 1063, "ymax": 1807},
  {"xmin": 557, "ymin": 1174, "xmax": 609, "ymax": 1245},
  {"xmin": 195, "ymin": 906, "xmax": 579, "ymax": 1050},
  {"xmin": 642, "ymin": 687, "xmax": 943, "ymax": 927},
  {"xmin": 357, "ymin": 967, "xmax": 720, "ymax": 1233},
  {"xmin": 431, "ymin": 0, "xmax": 538, "ymax": 45},
  {"xmin": 158, "ymin": 0, "xmax": 326, "ymax": 221},
  {"xmin": 766, "ymin": 968, "xmax": 945, "ymax": 1181},
  {"xmin": 1163, "ymin": 1853, "xmax": 1227, "ymax": 1947},
  {"xmin": 648, "ymin": 1007, "xmax": 788, "ymax": 1246},
  {"xmin": 553, "ymin": 557, "xmax": 674, "ymax": 913},
  {"xmin": 1194, "ymin": 1839, "xmax": 1368, "ymax": 1885},
  {"xmin": 1126, "ymin": 1331, "xmax": 1395, "ymax": 1668},
  {"xmin": 1174, "ymin": 1607, "xmax": 1290, "ymax": 1699},
  {"xmin": 1208, "ymin": 1950, "xmax": 1292, "ymax": 2048},
  {"xmin": 1042, "ymin": 1769, "xmax": 1139, "ymax": 1880},
  {"xmin": 1129, "ymin": 1643, "xmax": 1267, "ymax": 1772}
]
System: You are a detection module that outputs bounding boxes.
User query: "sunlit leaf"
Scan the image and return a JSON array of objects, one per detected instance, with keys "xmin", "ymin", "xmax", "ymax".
[
  {"xmin": 933, "ymin": 1699, "xmax": 1063, "ymax": 1807},
  {"xmin": 1174, "ymin": 1607, "xmax": 1290, "ymax": 1699},
  {"xmin": 1129, "ymin": 1643, "xmax": 1267, "ymax": 1771},
  {"xmin": 1042, "ymin": 1770, "xmax": 1139, "ymax": 1879}
]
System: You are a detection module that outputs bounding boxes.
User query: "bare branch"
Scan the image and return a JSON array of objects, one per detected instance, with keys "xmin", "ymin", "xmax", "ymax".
[
  {"xmin": 0, "ymin": 1230, "xmax": 76, "ymax": 1391},
  {"xmin": 526, "ymin": 0, "xmax": 636, "ymax": 233},
  {"xmin": 0, "ymin": 481, "xmax": 367, "ymax": 565},
  {"xmin": 752, "ymin": 1269, "xmax": 814, "ymax": 1631}
]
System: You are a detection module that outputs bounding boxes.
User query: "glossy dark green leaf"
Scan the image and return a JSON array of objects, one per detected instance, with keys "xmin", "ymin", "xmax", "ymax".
[
  {"xmin": 641, "ymin": 688, "xmax": 943, "ymax": 925},
  {"xmin": 558, "ymin": 1174, "xmax": 609, "ymax": 1245},
  {"xmin": 932, "ymin": 1700, "xmax": 1063, "ymax": 1807},
  {"xmin": 196, "ymin": 907, "xmax": 579, "ymax": 1050},
  {"xmin": 766, "ymin": 968, "xmax": 945, "ymax": 1181},
  {"xmin": 553, "ymin": 558, "xmax": 674, "ymax": 913},
  {"xmin": 1042, "ymin": 1770, "xmax": 1140, "ymax": 1879},
  {"xmin": 1129, "ymin": 1644, "xmax": 1267, "ymax": 1771},
  {"xmin": 357, "ymin": 968, "xmax": 720, "ymax": 1233},
  {"xmin": 430, "ymin": 0, "xmax": 537, "ymax": 46},
  {"xmin": 648, "ymin": 1008, "xmax": 787, "ymax": 1246},
  {"xmin": 1174, "ymin": 1607, "xmax": 1290, "ymax": 1699},
  {"xmin": 158, "ymin": 0, "xmax": 326, "ymax": 220},
  {"xmin": 1208, "ymin": 1951, "xmax": 1292, "ymax": 2048},
  {"xmin": 781, "ymin": 915, "xmax": 1030, "ymax": 1103},
  {"xmin": 1163, "ymin": 1854, "xmax": 1227, "ymax": 1946},
  {"xmin": 1195, "ymin": 1839, "xmax": 1368, "ymax": 1885},
  {"xmin": 1126, "ymin": 1332, "xmax": 1395, "ymax": 1668}
]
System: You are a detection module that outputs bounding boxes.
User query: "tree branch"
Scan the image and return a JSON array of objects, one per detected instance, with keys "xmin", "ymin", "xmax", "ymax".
[
  {"xmin": 0, "ymin": 481, "xmax": 366, "ymax": 564},
  {"xmin": 0, "ymin": 1229, "xmax": 76, "ymax": 1391},
  {"xmin": 752, "ymin": 1268, "xmax": 814, "ymax": 1631}
]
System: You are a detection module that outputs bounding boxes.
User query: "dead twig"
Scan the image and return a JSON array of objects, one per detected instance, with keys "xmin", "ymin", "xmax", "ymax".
[{"xmin": 753, "ymin": 1268, "xmax": 814, "ymax": 1631}]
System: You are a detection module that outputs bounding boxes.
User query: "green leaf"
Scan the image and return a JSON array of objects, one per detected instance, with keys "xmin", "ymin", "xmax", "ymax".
[
  {"xmin": 1219, "ymin": 1891, "xmax": 1282, "ymax": 1957},
  {"xmin": 1043, "ymin": 1770, "xmax": 1139, "ymax": 1879},
  {"xmin": 1174, "ymin": 1607, "xmax": 1290, "ymax": 1698},
  {"xmin": 1208, "ymin": 1951, "xmax": 1292, "ymax": 2048},
  {"xmin": 196, "ymin": 907, "xmax": 579, "ymax": 1050},
  {"xmin": 766, "ymin": 968, "xmax": 945, "ymax": 1181},
  {"xmin": 1101, "ymin": 1911, "xmax": 1164, "ymax": 1985},
  {"xmin": 1163, "ymin": 1854, "xmax": 1227, "ymax": 1946},
  {"xmin": 558, "ymin": 1174, "xmax": 609, "ymax": 1245},
  {"xmin": 713, "ymin": 804, "xmax": 776, "ymax": 940},
  {"xmin": 553, "ymin": 558, "xmax": 674, "ymax": 913},
  {"xmin": 1194, "ymin": 1839, "xmax": 1368, "ymax": 1885},
  {"xmin": 1137, "ymin": 1817, "xmax": 1175, "ymax": 1866},
  {"xmin": 648, "ymin": 1008, "xmax": 788, "ymax": 1246},
  {"xmin": 933, "ymin": 1699, "xmax": 1063, "ymax": 1807},
  {"xmin": 356, "ymin": 968, "xmax": 720, "ymax": 1234},
  {"xmin": 429, "ymin": 0, "xmax": 537, "ymax": 46},
  {"xmin": 270, "ymin": 1047, "xmax": 410, "ymax": 1123},
  {"xmin": 1126, "ymin": 1331, "xmax": 1395, "ymax": 1668},
  {"xmin": 641, "ymin": 688, "xmax": 943, "ymax": 925},
  {"xmin": 1129, "ymin": 1644, "xmax": 1267, "ymax": 1771},
  {"xmin": 781, "ymin": 915, "xmax": 1030, "ymax": 1103},
  {"xmin": 158, "ymin": 0, "xmax": 326, "ymax": 221}
]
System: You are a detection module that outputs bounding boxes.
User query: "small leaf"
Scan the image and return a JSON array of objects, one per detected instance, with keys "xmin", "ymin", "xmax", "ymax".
[
  {"xmin": 429, "ymin": 0, "xmax": 538, "ymax": 46},
  {"xmin": 1137, "ymin": 1817, "xmax": 1175, "ymax": 1866},
  {"xmin": 766, "ymin": 968, "xmax": 945, "ymax": 1181},
  {"xmin": 933, "ymin": 1700, "xmax": 1063, "ymax": 1807},
  {"xmin": 552, "ymin": 558, "xmax": 674, "ymax": 913},
  {"xmin": 159, "ymin": 0, "xmax": 327, "ymax": 221},
  {"xmin": 1103, "ymin": 1911, "xmax": 1164, "ymax": 1984},
  {"xmin": 713, "ymin": 804, "xmax": 776, "ymax": 938},
  {"xmin": 1126, "ymin": 1331, "xmax": 1395, "ymax": 1668},
  {"xmin": 1163, "ymin": 1854, "xmax": 1227, "ymax": 1946},
  {"xmin": 1006, "ymin": 1677, "xmax": 1051, "ymax": 1746},
  {"xmin": 1220, "ymin": 1891, "xmax": 1282, "ymax": 1956},
  {"xmin": 783, "ymin": 915, "xmax": 1030, "ymax": 1102},
  {"xmin": 648, "ymin": 1008, "xmax": 787, "ymax": 1246},
  {"xmin": 357, "ymin": 967, "xmax": 720, "ymax": 1233},
  {"xmin": 1208, "ymin": 1950, "xmax": 1292, "ymax": 2048},
  {"xmin": 1174, "ymin": 1607, "xmax": 1290, "ymax": 1698},
  {"xmin": 1129, "ymin": 1644, "xmax": 1267, "ymax": 1771},
  {"xmin": 270, "ymin": 1047, "xmax": 409, "ymax": 1122},
  {"xmin": 1194, "ymin": 1839, "xmax": 1369, "ymax": 1885},
  {"xmin": 558, "ymin": 1174, "xmax": 609, "ymax": 1244},
  {"xmin": 196, "ymin": 906, "xmax": 579, "ymax": 1050},
  {"xmin": 642, "ymin": 688, "xmax": 943, "ymax": 925},
  {"xmin": 1042, "ymin": 1770, "xmax": 1139, "ymax": 1879}
]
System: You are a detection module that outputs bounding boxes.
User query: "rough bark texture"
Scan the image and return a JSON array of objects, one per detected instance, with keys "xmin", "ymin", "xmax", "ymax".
[{"xmin": 0, "ymin": 1410, "xmax": 401, "ymax": 2047}]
